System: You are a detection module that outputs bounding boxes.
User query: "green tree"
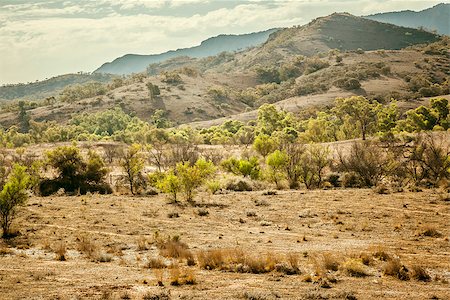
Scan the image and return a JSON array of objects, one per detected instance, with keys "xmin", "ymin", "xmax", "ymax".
[
  {"xmin": 121, "ymin": 144, "xmax": 145, "ymax": 195},
  {"xmin": 253, "ymin": 134, "xmax": 277, "ymax": 158},
  {"xmin": 266, "ymin": 150, "xmax": 288, "ymax": 189},
  {"xmin": 18, "ymin": 101, "xmax": 30, "ymax": 133},
  {"xmin": 146, "ymin": 82, "xmax": 161, "ymax": 99},
  {"xmin": 176, "ymin": 158, "xmax": 215, "ymax": 202},
  {"xmin": 157, "ymin": 171, "xmax": 181, "ymax": 202},
  {"xmin": 46, "ymin": 145, "xmax": 85, "ymax": 184},
  {"xmin": 333, "ymin": 96, "xmax": 379, "ymax": 140},
  {"xmin": 0, "ymin": 164, "xmax": 30, "ymax": 237}
]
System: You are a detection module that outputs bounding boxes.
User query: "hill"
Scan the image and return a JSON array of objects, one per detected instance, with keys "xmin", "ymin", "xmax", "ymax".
[
  {"xmin": 0, "ymin": 73, "xmax": 117, "ymax": 101},
  {"xmin": 203, "ymin": 13, "xmax": 441, "ymax": 71},
  {"xmin": 94, "ymin": 29, "xmax": 278, "ymax": 75},
  {"xmin": 365, "ymin": 3, "xmax": 450, "ymax": 35}
]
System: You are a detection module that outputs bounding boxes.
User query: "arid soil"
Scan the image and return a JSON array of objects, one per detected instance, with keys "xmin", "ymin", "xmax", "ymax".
[{"xmin": 0, "ymin": 188, "xmax": 449, "ymax": 299}]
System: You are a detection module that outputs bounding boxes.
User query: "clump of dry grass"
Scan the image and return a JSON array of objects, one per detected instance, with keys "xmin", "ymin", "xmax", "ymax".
[
  {"xmin": 0, "ymin": 245, "xmax": 13, "ymax": 256},
  {"xmin": 411, "ymin": 265, "xmax": 431, "ymax": 282},
  {"xmin": 157, "ymin": 235, "xmax": 193, "ymax": 262},
  {"xmin": 419, "ymin": 226, "xmax": 442, "ymax": 238},
  {"xmin": 322, "ymin": 253, "xmax": 340, "ymax": 272},
  {"xmin": 153, "ymin": 269, "xmax": 165, "ymax": 286},
  {"xmin": 146, "ymin": 257, "xmax": 167, "ymax": 269},
  {"xmin": 382, "ymin": 258, "xmax": 410, "ymax": 280},
  {"xmin": 142, "ymin": 290, "xmax": 170, "ymax": 300},
  {"xmin": 54, "ymin": 242, "xmax": 67, "ymax": 261},
  {"xmin": 77, "ymin": 235, "xmax": 98, "ymax": 259},
  {"xmin": 137, "ymin": 236, "xmax": 150, "ymax": 251},
  {"xmin": 341, "ymin": 259, "xmax": 369, "ymax": 277},
  {"xmin": 168, "ymin": 263, "xmax": 196, "ymax": 286},
  {"xmin": 371, "ymin": 245, "xmax": 390, "ymax": 261}
]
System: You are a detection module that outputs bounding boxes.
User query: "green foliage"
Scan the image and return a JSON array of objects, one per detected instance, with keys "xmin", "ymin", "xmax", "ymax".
[
  {"xmin": 157, "ymin": 171, "xmax": 181, "ymax": 201},
  {"xmin": 333, "ymin": 96, "xmax": 379, "ymax": 140},
  {"xmin": 43, "ymin": 145, "xmax": 110, "ymax": 195},
  {"xmin": 0, "ymin": 164, "xmax": 30, "ymax": 237},
  {"xmin": 176, "ymin": 158, "xmax": 215, "ymax": 202},
  {"xmin": 266, "ymin": 150, "xmax": 288, "ymax": 189},
  {"xmin": 59, "ymin": 82, "xmax": 107, "ymax": 103},
  {"xmin": 221, "ymin": 157, "xmax": 260, "ymax": 180},
  {"xmin": 253, "ymin": 134, "xmax": 278, "ymax": 157},
  {"xmin": 120, "ymin": 144, "xmax": 145, "ymax": 195},
  {"xmin": 333, "ymin": 77, "xmax": 361, "ymax": 90},
  {"xmin": 298, "ymin": 145, "xmax": 330, "ymax": 189},
  {"xmin": 400, "ymin": 98, "xmax": 449, "ymax": 132}
]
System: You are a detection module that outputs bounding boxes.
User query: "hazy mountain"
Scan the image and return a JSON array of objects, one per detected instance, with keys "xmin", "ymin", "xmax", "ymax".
[
  {"xmin": 94, "ymin": 29, "xmax": 278, "ymax": 75},
  {"xmin": 364, "ymin": 3, "xmax": 450, "ymax": 35}
]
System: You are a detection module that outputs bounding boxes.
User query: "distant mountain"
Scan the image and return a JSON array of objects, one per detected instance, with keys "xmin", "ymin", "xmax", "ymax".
[
  {"xmin": 94, "ymin": 29, "xmax": 278, "ymax": 75},
  {"xmin": 365, "ymin": 3, "xmax": 450, "ymax": 35}
]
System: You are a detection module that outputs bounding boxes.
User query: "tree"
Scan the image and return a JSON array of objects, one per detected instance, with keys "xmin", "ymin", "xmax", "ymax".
[
  {"xmin": 46, "ymin": 145, "xmax": 85, "ymax": 186},
  {"xmin": 0, "ymin": 164, "xmax": 30, "ymax": 237},
  {"xmin": 253, "ymin": 134, "xmax": 277, "ymax": 158},
  {"xmin": 333, "ymin": 96, "xmax": 379, "ymax": 140},
  {"xmin": 18, "ymin": 101, "xmax": 30, "ymax": 133},
  {"xmin": 282, "ymin": 143, "xmax": 306, "ymax": 189},
  {"xmin": 157, "ymin": 172, "xmax": 181, "ymax": 202},
  {"xmin": 266, "ymin": 150, "xmax": 287, "ymax": 189},
  {"xmin": 298, "ymin": 145, "xmax": 330, "ymax": 189},
  {"xmin": 120, "ymin": 144, "xmax": 145, "ymax": 195},
  {"xmin": 146, "ymin": 82, "xmax": 160, "ymax": 99},
  {"xmin": 176, "ymin": 158, "xmax": 215, "ymax": 202}
]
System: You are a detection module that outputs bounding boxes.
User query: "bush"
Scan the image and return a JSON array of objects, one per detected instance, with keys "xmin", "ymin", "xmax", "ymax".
[
  {"xmin": 176, "ymin": 158, "xmax": 215, "ymax": 201},
  {"xmin": 157, "ymin": 172, "xmax": 181, "ymax": 202},
  {"xmin": 336, "ymin": 142, "xmax": 389, "ymax": 187},
  {"xmin": 266, "ymin": 150, "xmax": 287, "ymax": 189},
  {"xmin": 42, "ymin": 145, "xmax": 111, "ymax": 196},
  {"xmin": 0, "ymin": 164, "xmax": 30, "ymax": 237},
  {"xmin": 221, "ymin": 157, "xmax": 260, "ymax": 180},
  {"xmin": 225, "ymin": 178, "xmax": 253, "ymax": 192}
]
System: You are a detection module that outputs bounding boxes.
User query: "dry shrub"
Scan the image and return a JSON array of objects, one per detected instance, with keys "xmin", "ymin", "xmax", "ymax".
[
  {"xmin": 54, "ymin": 242, "xmax": 67, "ymax": 261},
  {"xmin": 359, "ymin": 252, "xmax": 373, "ymax": 266},
  {"xmin": 419, "ymin": 226, "xmax": 442, "ymax": 238},
  {"xmin": 97, "ymin": 253, "xmax": 112, "ymax": 263},
  {"xmin": 157, "ymin": 236, "xmax": 193, "ymax": 262},
  {"xmin": 137, "ymin": 236, "xmax": 150, "ymax": 251},
  {"xmin": 0, "ymin": 245, "xmax": 13, "ymax": 256},
  {"xmin": 146, "ymin": 257, "xmax": 167, "ymax": 269},
  {"xmin": 371, "ymin": 246, "xmax": 390, "ymax": 261},
  {"xmin": 197, "ymin": 249, "xmax": 227, "ymax": 270},
  {"xmin": 142, "ymin": 291, "xmax": 170, "ymax": 300},
  {"xmin": 77, "ymin": 235, "xmax": 98, "ymax": 259},
  {"xmin": 169, "ymin": 264, "xmax": 181, "ymax": 286},
  {"xmin": 153, "ymin": 269, "xmax": 165, "ymax": 286},
  {"xmin": 383, "ymin": 258, "xmax": 410, "ymax": 280},
  {"xmin": 411, "ymin": 265, "xmax": 431, "ymax": 282},
  {"xmin": 322, "ymin": 253, "xmax": 340, "ymax": 271},
  {"xmin": 341, "ymin": 259, "xmax": 369, "ymax": 277}
]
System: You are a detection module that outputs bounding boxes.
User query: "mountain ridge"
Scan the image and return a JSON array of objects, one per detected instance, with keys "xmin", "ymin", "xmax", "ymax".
[
  {"xmin": 94, "ymin": 28, "xmax": 278, "ymax": 75},
  {"xmin": 364, "ymin": 3, "xmax": 450, "ymax": 35}
]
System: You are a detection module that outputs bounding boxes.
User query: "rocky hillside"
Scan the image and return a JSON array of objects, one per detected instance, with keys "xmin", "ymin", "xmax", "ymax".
[
  {"xmin": 365, "ymin": 3, "xmax": 450, "ymax": 35},
  {"xmin": 94, "ymin": 29, "xmax": 278, "ymax": 75}
]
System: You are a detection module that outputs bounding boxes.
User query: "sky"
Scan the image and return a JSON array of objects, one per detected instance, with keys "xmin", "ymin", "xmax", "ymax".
[{"xmin": 0, "ymin": 0, "xmax": 445, "ymax": 85}]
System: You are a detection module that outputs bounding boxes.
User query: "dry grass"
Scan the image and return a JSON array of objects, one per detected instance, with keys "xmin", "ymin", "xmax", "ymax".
[
  {"xmin": 341, "ymin": 259, "xmax": 369, "ymax": 277},
  {"xmin": 419, "ymin": 226, "xmax": 442, "ymax": 238},
  {"xmin": 77, "ymin": 234, "xmax": 98, "ymax": 259},
  {"xmin": 157, "ymin": 236, "xmax": 194, "ymax": 262},
  {"xmin": 411, "ymin": 265, "xmax": 431, "ymax": 282},
  {"xmin": 54, "ymin": 242, "xmax": 67, "ymax": 261},
  {"xmin": 146, "ymin": 257, "xmax": 167, "ymax": 269},
  {"xmin": 382, "ymin": 258, "xmax": 410, "ymax": 281}
]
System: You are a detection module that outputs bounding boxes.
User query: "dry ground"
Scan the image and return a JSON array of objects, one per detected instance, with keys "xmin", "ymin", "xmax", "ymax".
[{"xmin": 0, "ymin": 189, "xmax": 449, "ymax": 300}]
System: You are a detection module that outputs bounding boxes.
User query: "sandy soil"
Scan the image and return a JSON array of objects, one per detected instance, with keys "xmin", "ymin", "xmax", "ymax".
[{"xmin": 0, "ymin": 188, "xmax": 449, "ymax": 299}]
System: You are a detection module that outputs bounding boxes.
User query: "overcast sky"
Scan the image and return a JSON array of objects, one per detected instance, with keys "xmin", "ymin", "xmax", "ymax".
[{"xmin": 0, "ymin": 0, "xmax": 445, "ymax": 85}]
